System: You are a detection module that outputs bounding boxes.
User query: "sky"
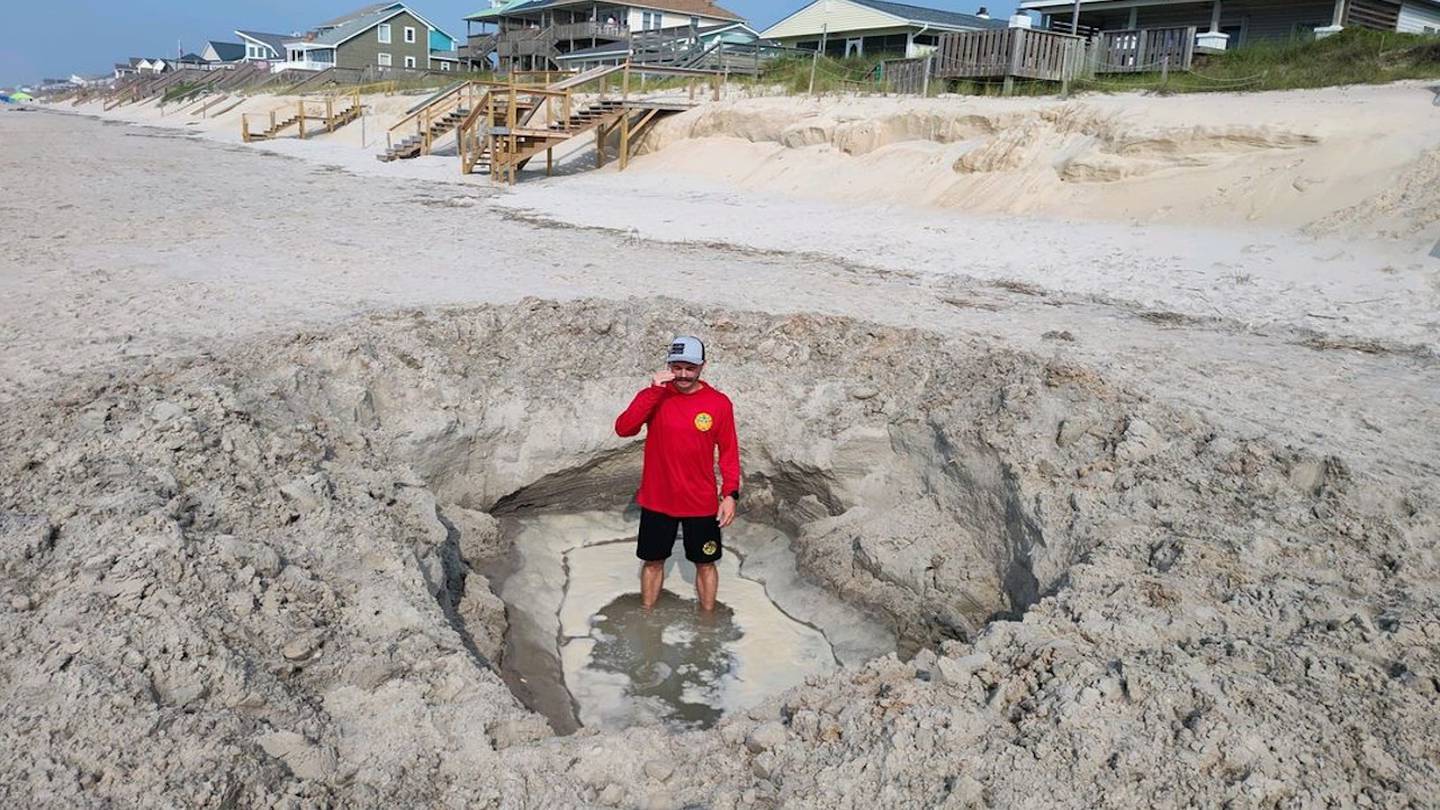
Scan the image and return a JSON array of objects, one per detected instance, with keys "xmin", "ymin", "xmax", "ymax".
[{"xmin": 1, "ymin": 0, "xmax": 1020, "ymax": 86}]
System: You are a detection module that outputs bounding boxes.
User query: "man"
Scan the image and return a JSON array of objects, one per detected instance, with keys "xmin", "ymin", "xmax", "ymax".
[{"xmin": 614, "ymin": 336, "xmax": 740, "ymax": 611}]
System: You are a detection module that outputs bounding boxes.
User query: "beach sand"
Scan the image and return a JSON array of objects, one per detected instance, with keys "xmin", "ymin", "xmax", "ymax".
[{"xmin": 2, "ymin": 82, "xmax": 1439, "ymax": 805}]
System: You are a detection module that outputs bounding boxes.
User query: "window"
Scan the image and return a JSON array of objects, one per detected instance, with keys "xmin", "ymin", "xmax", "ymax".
[
  {"xmin": 404, "ymin": 55, "xmax": 416, "ymax": 68},
  {"xmin": 378, "ymin": 52, "xmax": 392, "ymax": 66},
  {"xmin": 378, "ymin": 23, "xmax": 391, "ymax": 44},
  {"xmin": 404, "ymin": 26, "xmax": 416, "ymax": 43}
]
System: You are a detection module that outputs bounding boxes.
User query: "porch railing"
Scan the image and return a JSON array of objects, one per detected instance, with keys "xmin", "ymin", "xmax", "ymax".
[{"xmin": 552, "ymin": 21, "xmax": 629, "ymax": 41}]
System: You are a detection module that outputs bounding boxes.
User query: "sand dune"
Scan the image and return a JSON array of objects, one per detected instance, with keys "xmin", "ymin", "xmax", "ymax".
[{"xmin": 633, "ymin": 84, "xmax": 1440, "ymax": 237}]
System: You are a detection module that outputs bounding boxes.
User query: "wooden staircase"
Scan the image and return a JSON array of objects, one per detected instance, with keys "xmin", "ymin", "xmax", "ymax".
[
  {"xmin": 486, "ymin": 99, "xmax": 631, "ymax": 180},
  {"xmin": 379, "ymin": 81, "xmax": 499, "ymax": 162},
  {"xmin": 379, "ymin": 106, "xmax": 470, "ymax": 161},
  {"xmin": 454, "ymin": 63, "xmax": 713, "ymax": 183},
  {"xmin": 242, "ymin": 90, "xmax": 362, "ymax": 142},
  {"xmin": 247, "ymin": 112, "xmax": 302, "ymax": 141}
]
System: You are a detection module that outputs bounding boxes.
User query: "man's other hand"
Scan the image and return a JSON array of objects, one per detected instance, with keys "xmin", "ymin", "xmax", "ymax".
[
  {"xmin": 651, "ymin": 369, "xmax": 675, "ymax": 387},
  {"xmin": 717, "ymin": 495, "xmax": 736, "ymax": 528}
]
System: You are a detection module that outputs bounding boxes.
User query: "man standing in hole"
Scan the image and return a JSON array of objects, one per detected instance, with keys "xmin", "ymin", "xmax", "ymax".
[{"xmin": 615, "ymin": 336, "xmax": 740, "ymax": 611}]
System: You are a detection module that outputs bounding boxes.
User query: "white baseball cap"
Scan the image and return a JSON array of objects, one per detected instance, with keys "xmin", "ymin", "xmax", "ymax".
[{"xmin": 666, "ymin": 336, "xmax": 705, "ymax": 365}]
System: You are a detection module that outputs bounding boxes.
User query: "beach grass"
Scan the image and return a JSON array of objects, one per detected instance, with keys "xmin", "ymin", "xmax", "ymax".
[
  {"xmin": 1073, "ymin": 28, "xmax": 1440, "ymax": 94},
  {"xmin": 748, "ymin": 28, "xmax": 1440, "ymax": 98}
]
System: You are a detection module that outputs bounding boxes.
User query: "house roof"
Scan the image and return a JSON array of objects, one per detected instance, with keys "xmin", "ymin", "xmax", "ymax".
[
  {"xmin": 176, "ymin": 52, "xmax": 208, "ymax": 63},
  {"xmin": 467, "ymin": 0, "xmax": 743, "ymax": 22},
  {"xmin": 316, "ymin": 2, "xmax": 396, "ymax": 28},
  {"xmin": 204, "ymin": 40, "xmax": 247, "ymax": 61},
  {"xmin": 235, "ymin": 30, "xmax": 294, "ymax": 56},
  {"xmin": 465, "ymin": 0, "xmax": 532, "ymax": 20},
  {"xmin": 848, "ymin": 0, "xmax": 1007, "ymax": 28},
  {"xmin": 695, "ymin": 21, "xmax": 760, "ymax": 36}
]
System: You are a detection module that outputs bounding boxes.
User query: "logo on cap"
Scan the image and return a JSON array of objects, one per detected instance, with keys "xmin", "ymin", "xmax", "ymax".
[{"xmin": 667, "ymin": 336, "xmax": 705, "ymax": 365}]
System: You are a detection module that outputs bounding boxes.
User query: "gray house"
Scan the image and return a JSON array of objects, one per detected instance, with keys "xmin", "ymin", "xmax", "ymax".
[{"xmin": 280, "ymin": 3, "xmax": 461, "ymax": 72}]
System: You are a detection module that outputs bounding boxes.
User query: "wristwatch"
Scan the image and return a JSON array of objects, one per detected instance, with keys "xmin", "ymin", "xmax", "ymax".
[{"xmin": 726, "ymin": 490, "xmax": 740, "ymax": 501}]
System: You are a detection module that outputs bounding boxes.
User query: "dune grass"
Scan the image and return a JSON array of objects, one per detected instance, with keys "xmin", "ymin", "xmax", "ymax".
[
  {"xmin": 750, "ymin": 28, "xmax": 1440, "ymax": 98},
  {"xmin": 1074, "ymin": 28, "xmax": 1440, "ymax": 94}
]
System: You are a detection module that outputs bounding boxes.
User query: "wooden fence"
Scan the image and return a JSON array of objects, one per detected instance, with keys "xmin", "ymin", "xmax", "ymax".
[
  {"xmin": 933, "ymin": 28, "xmax": 1086, "ymax": 91},
  {"xmin": 1093, "ymin": 27, "xmax": 1196, "ymax": 73},
  {"xmin": 879, "ymin": 57, "xmax": 930, "ymax": 94}
]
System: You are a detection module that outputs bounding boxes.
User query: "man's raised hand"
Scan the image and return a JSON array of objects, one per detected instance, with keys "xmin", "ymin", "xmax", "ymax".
[{"xmin": 651, "ymin": 369, "xmax": 676, "ymax": 387}]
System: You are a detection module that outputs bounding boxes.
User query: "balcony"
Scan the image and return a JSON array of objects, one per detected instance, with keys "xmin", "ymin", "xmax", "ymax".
[
  {"xmin": 551, "ymin": 21, "xmax": 630, "ymax": 42},
  {"xmin": 271, "ymin": 59, "xmax": 333, "ymax": 73}
]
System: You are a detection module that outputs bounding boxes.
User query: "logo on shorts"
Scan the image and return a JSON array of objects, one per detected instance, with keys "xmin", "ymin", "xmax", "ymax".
[
  {"xmin": 702, "ymin": 541, "xmax": 718, "ymax": 556},
  {"xmin": 694, "ymin": 412, "xmax": 713, "ymax": 432}
]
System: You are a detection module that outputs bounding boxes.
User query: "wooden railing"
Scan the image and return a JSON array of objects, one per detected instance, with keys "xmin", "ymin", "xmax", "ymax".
[
  {"xmin": 240, "ymin": 88, "xmax": 361, "ymax": 142},
  {"xmin": 386, "ymin": 80, "xmax": 488, "ymax": 153},
  {"xmin": 934, "ymin": 28, "xmax": 1086, "ymax": 84},
  {"xmin": 552, "ymin": 21, "xmax": 629, "ymax": 41},
  {"xmin": 456, "ymin": 62, "xmax": 721, "ymax": 182},
  {"xmin": 1094, "ymin": 26, "xmax": 1196, "ymax": 73}
]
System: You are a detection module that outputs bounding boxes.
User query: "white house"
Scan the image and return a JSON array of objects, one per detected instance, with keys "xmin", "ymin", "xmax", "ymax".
[
  {"xmin": 234, "ymin": 30, "xmax": 293, "ymax": 64},
  {"xmin": 761, "ymin": 0, "xmax": 1007, "ymax": 58}
]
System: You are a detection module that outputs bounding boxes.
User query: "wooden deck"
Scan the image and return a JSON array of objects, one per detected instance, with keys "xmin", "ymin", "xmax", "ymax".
[{"xmin": 886, "ymin": 24, "xmax": 1200, "ymax": 95}]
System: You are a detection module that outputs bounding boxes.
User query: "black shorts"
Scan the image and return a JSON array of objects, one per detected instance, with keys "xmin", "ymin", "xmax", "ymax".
[{"xmin": 636, "ymin": 508, "xmax": 723, "ymax": 564}]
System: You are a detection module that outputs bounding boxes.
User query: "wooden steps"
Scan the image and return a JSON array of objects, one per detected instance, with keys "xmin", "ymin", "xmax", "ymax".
[{"xmin": 378, "ymin": 106, "xmax": 470, "ymax": 162}]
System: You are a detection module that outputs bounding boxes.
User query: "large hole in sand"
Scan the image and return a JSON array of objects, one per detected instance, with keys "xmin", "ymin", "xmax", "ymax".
[
  {"xmin": 481, "ymin": 493, "xmax": 896, "ymax": 733},
  {"xmin": 268, "ymin": 304, "xmax": 1102, "ymax": 738},
  {"xmin": 444, "ymin": 415, "xmax": 1053, "ymax": 734}
]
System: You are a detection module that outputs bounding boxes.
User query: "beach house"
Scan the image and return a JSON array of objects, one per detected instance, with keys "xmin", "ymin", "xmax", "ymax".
[
  {"xmin": 761, "ymin": 0, "xmax": 1007, "ymax": 58},
  {"xmin": 276, "ymin": 3, "xmax": 461, "ymax": 72},
  {"xmin": 464, "ymin": 0, "xmax": 747, "ymax": 72},
  {"xmin": 1019, "ymin": 0, "xmax": 1440, "ymax": 49},
  {"xmin": 201, "ymin": 41, "xmax": 247, "ymax": 65},
  {"xmin": 235, "ymin": 31, "xmax": 292, "ymax": 64}
]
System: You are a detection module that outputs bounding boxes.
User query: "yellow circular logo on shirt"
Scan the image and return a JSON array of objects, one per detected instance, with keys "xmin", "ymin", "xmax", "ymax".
[{"xmin": 694, "ymin": 412, "xmax": 713, "ymax": 432}]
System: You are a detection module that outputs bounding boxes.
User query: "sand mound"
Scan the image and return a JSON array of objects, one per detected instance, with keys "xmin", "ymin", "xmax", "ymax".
[
  {"xmin": 2, "ymin": 298, "xmax": 1436, "ymax": 806},
  {"xmin": 632, "ymin": 86, "xmax": 1440, "ymax": 234}
]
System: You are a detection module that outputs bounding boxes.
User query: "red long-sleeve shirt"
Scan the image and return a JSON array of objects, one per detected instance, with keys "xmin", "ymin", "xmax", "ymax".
[{"xmin": 614, "ymin": 381, "xmax": 741, "ymax": 518}]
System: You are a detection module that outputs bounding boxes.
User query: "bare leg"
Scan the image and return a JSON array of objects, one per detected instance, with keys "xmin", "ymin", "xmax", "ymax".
[
  {"xmin": 641, "ymin": 560, "xmax": 665, "ymax": 608},
  {"xmin": 695, "ymin": 562, "xmax": 718, "ymax": 611}
]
